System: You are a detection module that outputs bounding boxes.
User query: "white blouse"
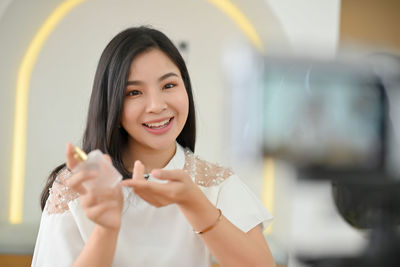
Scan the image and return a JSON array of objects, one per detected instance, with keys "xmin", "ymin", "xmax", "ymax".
[{"xmin": 32, "ymin": 144, "xmax": 272, "ymax": 267}]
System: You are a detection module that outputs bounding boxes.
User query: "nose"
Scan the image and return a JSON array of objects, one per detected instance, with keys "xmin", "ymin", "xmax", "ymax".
[{"xmin": 145, "ymin": 91, "xmax": 167, "ymax": 113}]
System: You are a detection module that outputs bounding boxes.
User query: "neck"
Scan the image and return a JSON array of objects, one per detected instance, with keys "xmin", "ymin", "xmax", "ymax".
[{"xmin": 123, "ymin": 142, "xmax": 177, "ymax": 174}]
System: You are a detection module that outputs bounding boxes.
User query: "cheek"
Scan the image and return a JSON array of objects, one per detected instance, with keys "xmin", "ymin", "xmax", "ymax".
[
  {"xmin": 176, "ymin": 91, "xmax": 189, "ymax": 120},
  {"xmin": 121, "ymin": 101, "xmax": 141, "ymax": 127}
]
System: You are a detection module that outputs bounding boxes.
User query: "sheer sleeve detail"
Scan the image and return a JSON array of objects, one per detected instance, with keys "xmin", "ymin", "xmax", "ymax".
[
  {"xmin": 46, "ymin": 167, "xmax": 79, "ymax": 214},
  {"xmin": 183, "ymin": 148, "xmax": 234, "ymax": 187}
]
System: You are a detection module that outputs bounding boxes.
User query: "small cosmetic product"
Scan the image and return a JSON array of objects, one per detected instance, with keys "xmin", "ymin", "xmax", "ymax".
[{"xmin": 72, "ymin": 147, "xmax": 122, "ymax": 190}]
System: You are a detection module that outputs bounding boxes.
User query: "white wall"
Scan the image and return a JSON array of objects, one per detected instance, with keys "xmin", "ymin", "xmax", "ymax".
[{"xmin": 265, "ymin": 0, "xmax": 341, "ymax": 58}]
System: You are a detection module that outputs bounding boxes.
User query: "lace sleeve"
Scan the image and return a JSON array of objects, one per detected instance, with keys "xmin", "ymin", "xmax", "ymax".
[
  {"xmin": 183, "ymin": 149, "xmax": 234, "ymax": 187},
  {"xmin": 46, "ymin": 167, "xmax": 79, "ymax": 214}
]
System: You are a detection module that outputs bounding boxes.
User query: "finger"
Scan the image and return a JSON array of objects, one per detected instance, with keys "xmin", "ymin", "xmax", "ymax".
[
  {"xmin": 121, "ymin": 179, "xmax": 136, "ymax": 187},
  {"xmin": 85, "ymin": 200, "xmax": 119, "ymax": 221},
  {"xmin": 133, "ymin": 160, "xmax": 146, "ymax": 181},
  {"xmin": 132, "ymin": 181, "xmax": 178, "ymax": 206},
  {"xmin": 80, "ymin": 192, "xmax": 98, "ymax": 208},
  {"xmin": 121, "ymin": 161, "xmax": 151, "ymax": 188},
  {"xmin": 66, "ymin": 143, "xmax": 81, "ymax": 171},
  {"xmin": 133, "ymin": 180, "xmax": 173, "ymax": 196},
  {"xmin": 82, "ymin": 185, "xmax": 121, "ymax": 207},
  {"xmin": 95, "ymin": 186, "xmax": 121, "ymax": 200},
  {"xmin": 65, "ymin": 170, "xmax": 97, "ymax": 194},
  {"xmin": 151, "ymin": 169, "xmax": 187, "ymax": 181}
]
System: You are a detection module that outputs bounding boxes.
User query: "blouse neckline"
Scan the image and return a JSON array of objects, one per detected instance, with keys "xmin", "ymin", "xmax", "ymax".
[{"xmin": 162, "ymin": 142, "xmax": 185, "ymax": 171}]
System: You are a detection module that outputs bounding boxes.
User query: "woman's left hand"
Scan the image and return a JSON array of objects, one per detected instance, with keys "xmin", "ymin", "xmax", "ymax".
[{"xmin": 121, "ymin": 160, "xmax": 201, "ymax": 208}]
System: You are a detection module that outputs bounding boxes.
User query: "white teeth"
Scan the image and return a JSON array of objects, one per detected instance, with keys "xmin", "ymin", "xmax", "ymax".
[{"xmin": 144, "ymin": 118, "xmax": 171, "ymax": 128}]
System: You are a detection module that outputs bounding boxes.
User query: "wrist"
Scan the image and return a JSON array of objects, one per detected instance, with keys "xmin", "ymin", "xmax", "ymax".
[
  {"xmin": 178, "ymin": 189, "xmax": 221, "ymax": 233},
  {"xmin": 193, "ymin": 209, "xmax": 222, "ymax": 235},
  {"xmin": 95, "ymin": 224, "xmax": 121, "ymax": 236},
  {"xmin": 177, "ymin": 186, "xmax": 207, "ymax": 210}
]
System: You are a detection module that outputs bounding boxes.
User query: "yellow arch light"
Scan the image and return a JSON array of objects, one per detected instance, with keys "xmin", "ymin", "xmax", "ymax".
[
  {"xmin": 206, "ymin": 0, "xmax": 264, "ymax": 53},
  {"xmin": 263, "ymin": 157, "xmax": 275, "ymax": 234},
  {"xmin": 9, "ymin": 0, "xmax": 86, "ymax": 224}
]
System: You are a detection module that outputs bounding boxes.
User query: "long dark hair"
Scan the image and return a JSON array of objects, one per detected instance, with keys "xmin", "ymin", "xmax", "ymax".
[{"xmin": 41, "ymin": 26, "xmax": 196, "ymax": 210}]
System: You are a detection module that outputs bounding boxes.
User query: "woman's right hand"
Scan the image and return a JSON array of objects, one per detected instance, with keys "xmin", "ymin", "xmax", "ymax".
[{"xmin": 64, "ymin": 143, "xmax": 123, "ymax": 231}]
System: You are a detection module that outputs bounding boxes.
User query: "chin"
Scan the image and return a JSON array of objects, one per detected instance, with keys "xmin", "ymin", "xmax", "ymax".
[
  {"xmin": 141, "ymin": 136, "xmax": 177, "ymax": 151},
  {"xmin": 128, "ymin": 125, "xmax": 181, "ymax": 151}
]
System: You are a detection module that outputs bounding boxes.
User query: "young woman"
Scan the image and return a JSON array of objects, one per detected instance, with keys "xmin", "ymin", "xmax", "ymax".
[{"xmin": 32, "ymin": 26, "xmax": 275, "ymax": 267}]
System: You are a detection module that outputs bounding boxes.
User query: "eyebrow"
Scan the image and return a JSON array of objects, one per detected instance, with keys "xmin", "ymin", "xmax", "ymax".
[{"xmin": 126, "ymin": 72, "xmax": 179, "ymax": 86}]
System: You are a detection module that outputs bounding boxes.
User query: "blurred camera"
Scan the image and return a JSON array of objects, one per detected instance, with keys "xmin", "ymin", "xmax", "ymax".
[
  {"xmin": 259, "ymin": 55, "xmax": 400, "ymax": 267},
  {"xmin": 262, "ymin": 57, "xmax": 389, "ymax": 177}
]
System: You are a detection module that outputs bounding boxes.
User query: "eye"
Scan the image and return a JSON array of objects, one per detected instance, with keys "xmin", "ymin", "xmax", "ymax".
[
  {"xmin": 163, "ymin": 83, "xmax": 176, "ymax": 90},
  {"xmin": 126, "ymin": 90, "xmax": 141, "ymax": 97}
]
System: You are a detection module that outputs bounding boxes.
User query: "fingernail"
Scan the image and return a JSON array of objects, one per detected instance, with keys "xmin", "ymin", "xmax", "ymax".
[{"xmin": 135, "ymin": 160, "xmax": 143, "ymax": 166}]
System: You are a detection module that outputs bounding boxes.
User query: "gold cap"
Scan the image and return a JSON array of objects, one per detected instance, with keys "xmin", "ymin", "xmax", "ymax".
[{"xmin": 73, "ymin": 146, "xmax": 88, "ymax": 162}]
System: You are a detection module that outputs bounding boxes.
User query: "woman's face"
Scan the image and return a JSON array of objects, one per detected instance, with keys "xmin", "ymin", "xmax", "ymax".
[{"xmin": 121, "ymin": 48, "xmax": 189, "ymax": 152}]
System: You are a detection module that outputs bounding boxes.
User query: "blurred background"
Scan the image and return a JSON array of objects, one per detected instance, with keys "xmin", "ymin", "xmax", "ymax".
[{"xmin": 0, "ymin": 0, "xmax": 399, "ymax": 266}]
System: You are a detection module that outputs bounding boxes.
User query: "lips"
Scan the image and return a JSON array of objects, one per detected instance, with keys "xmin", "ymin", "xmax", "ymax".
[
  {"xmin": 143, "ymin": 117, "xmax": 173, "ymax": 129},
  {"xmin": 143, "ymin": 117, "xmax": 174, "ymax": 134}
]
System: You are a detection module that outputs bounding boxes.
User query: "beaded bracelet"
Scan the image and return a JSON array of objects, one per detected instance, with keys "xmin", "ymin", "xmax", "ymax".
[{"xmin": 194, "ymin": 209, "xmax": 222, "ymax": 235}]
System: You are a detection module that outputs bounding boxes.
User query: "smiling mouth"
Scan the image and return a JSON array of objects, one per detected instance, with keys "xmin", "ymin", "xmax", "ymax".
[{"xmin": 143, "ymin": 117, "xmax": 173, "ymax": 129}]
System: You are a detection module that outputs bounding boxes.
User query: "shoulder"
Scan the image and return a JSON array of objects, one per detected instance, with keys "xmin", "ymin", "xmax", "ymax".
[
  {"xmin": 46, "ymin": 167, "xmax": 79, "ymax": 214},
  {"xmin": 182, "ymin": 148, "xmax": 234, "ymax": 187}
]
